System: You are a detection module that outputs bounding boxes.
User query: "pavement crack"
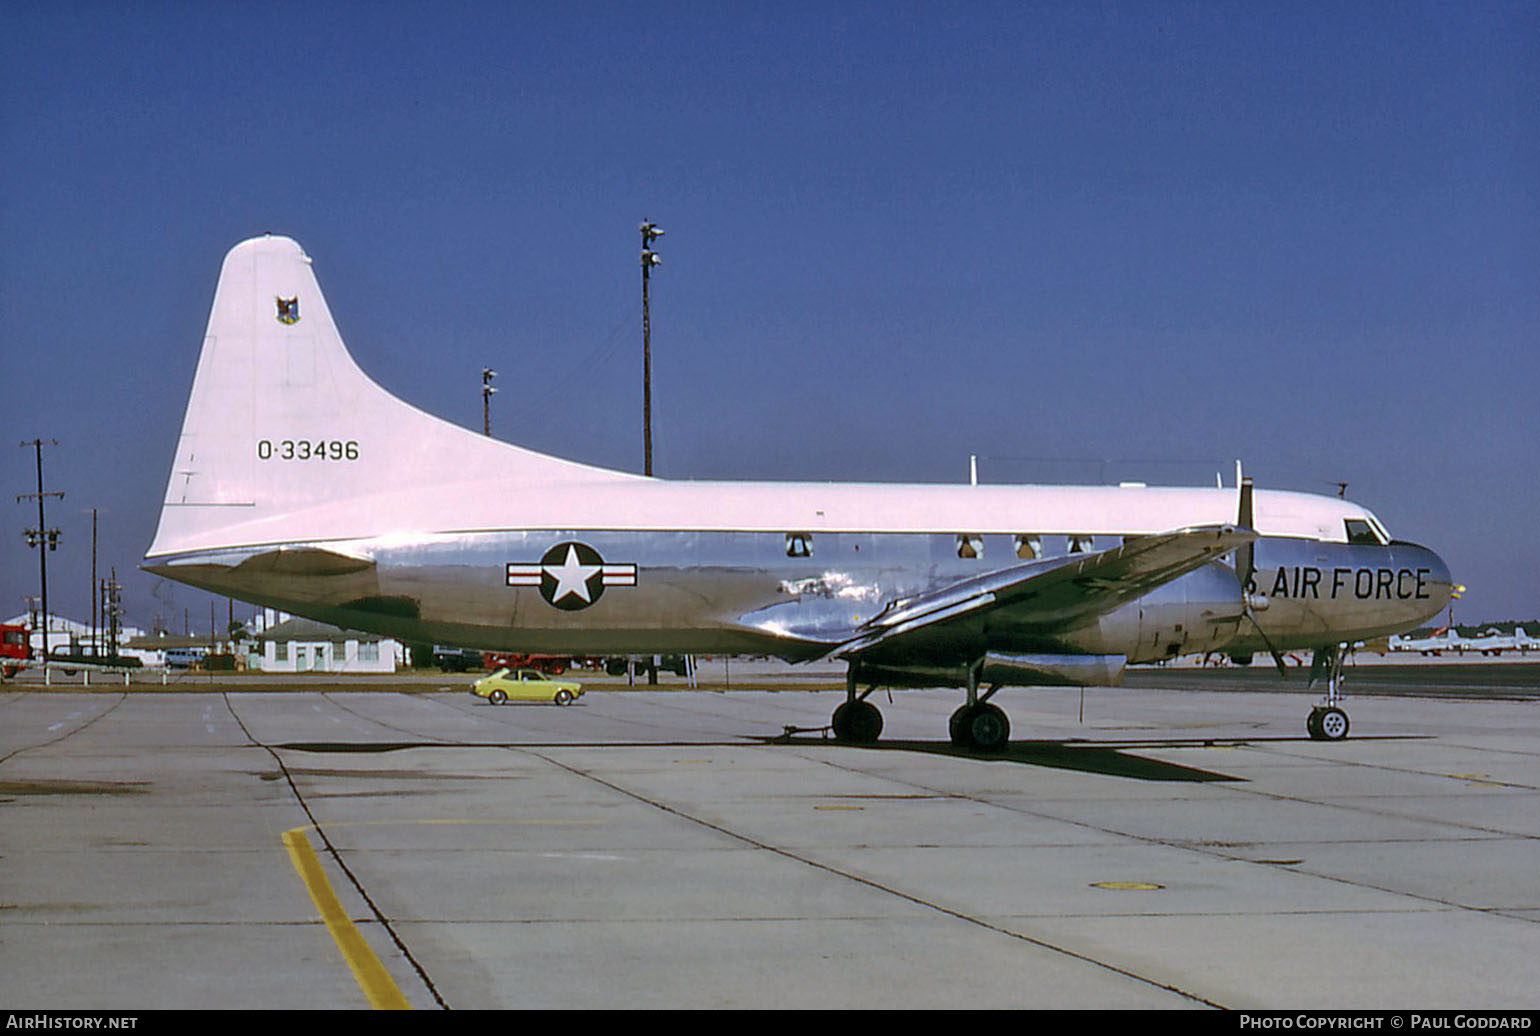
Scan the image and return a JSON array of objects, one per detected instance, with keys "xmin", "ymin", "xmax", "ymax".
[
  {"xmin": 223, "ymin": 693, "xmax": 451, "ymax": 1010},
  {"xmin": 520, "ymin": 745, "xmax": 1226, "ymax": 1010}
]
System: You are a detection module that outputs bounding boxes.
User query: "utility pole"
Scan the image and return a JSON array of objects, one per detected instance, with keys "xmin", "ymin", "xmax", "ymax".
[
  {"xmin": 481, "ymin": 368, "xmax": 497, "ymax": 436},
  {"xmin": 18, "ymin": 440, "xmax": 62, "ymax": 660},
  {"xmin": 102, "ymin": 569, "xmax": 123, "ymax": 658},
  {"xmin": 639, "ymin": 220, "xmax": 664, "ymax": 476},
  {"xmin": 91, "ymin": 508, "xmax": 98, "ymax": 657}
]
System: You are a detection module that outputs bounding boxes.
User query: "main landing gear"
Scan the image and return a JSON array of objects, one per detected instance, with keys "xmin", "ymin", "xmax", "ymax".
[
  {"xmin": 1305, "ymin": 642, "xmax": 1351, "ymax": 741},
  {"xmin": 949, "ymin": 657, "xmax": 1010, "ymax": 750},
  {"xmin": 831, "ymin": 697, "xmax": 883, "ymax": 744},
  {"xmin": 833, "ymin": 663, "xmax": 1012, "ymax": 752},
  {"xmin": 949, "ymin": 700, "xmax": 1010, "ymax": 751}
]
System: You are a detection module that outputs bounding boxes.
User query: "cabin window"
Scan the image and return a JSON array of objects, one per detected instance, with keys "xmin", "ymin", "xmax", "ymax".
[
  {"xmin": 956, "ymin": 534, "xmax": 984, "ymax": 559},
  {"xmin": 786, "ymin": 532, "xmax": 814, "ymax": 558},
  {"xmin": 1344, "ymin": 519, "xmax": 1383, "ymax": 545},
  {"xmin": 1014, "ymin": 535, "xmax": 1041, "ymax": 559}
]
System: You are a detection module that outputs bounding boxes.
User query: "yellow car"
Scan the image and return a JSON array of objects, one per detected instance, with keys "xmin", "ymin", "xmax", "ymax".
[{"xmin": 472, "ymin": 667, "xmax": 584, "ymax": 706}]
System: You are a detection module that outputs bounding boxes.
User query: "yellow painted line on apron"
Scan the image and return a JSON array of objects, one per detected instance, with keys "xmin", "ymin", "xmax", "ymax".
[{"xmin": 282, "ymin": 827, "xmax": 411, "ymax": 1010}]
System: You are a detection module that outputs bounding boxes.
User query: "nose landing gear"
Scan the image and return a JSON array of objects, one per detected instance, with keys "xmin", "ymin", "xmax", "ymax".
[
  {"xmin": 1307, "ymin": 705, "xmax": 1350, "ymax": 741},
  {"xmin": 1306, "ymin": 643, "xmax": 1351, "ymax": 741}
]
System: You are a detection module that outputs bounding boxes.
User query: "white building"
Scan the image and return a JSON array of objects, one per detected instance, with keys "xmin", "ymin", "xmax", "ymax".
[{"xmin": 255, "ymin": 616, "xmax": 403, "ymax": 673}]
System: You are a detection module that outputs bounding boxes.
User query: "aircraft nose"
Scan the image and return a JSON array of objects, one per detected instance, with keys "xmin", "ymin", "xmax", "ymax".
[{"xmin": 1395, "ymin": 541, "xmax": 1454, "ymax": 621}]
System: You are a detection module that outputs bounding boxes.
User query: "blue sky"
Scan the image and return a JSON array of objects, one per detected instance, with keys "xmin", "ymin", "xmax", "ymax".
[{"xmin": 2, "ymin": 1, "xmax": 1536, "ymax": 636}]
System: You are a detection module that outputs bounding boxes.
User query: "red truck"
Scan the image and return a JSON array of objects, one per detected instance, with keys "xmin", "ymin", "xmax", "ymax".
[
  {"xmin": 481, "ymin": 652, "xmax": 570, "ymax": 675},
  {"xmin": 1, "ymin": 623, "xmax": 32, "ymax": 678}
]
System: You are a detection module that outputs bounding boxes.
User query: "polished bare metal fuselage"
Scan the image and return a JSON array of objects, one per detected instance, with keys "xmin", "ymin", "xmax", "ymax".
[{"xmin": 150, "ymin": 526, "xmax": 1451, "ymax": 670}]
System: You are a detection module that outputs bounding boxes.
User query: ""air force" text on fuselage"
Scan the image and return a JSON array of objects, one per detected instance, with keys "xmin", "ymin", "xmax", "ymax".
[{"xmin": 1256, "ymin": 566, "xmax": 1433, "ymax": 601}]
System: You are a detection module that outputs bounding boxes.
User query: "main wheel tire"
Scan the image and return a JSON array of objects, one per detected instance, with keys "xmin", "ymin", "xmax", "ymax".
[
  {"xmin": 832, "ymin": 700, "xmax": 883, "ymax": 744},
  {"xmin": 966, "ymin": 703, "xmax": 1011, "ymax": 751},
  {"xmin": 949, "ymin": 706, "xmax": 969, "ymax": 746},
  {"xmin": 951, "ymin": 703, "xmax": 1009, "ymax": 751},
  {"xmin": 554, "ymin": 689, "xmax": 573, "ymax": 706},
  {"xmin": 488, "ymin": 689, "xmax": 507, "ymax": 705}
]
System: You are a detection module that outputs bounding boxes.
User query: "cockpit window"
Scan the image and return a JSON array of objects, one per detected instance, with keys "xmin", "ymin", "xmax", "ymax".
[{"xmin": 1344, "ymin": 519, "xmax": 1385, "ymax": 545}]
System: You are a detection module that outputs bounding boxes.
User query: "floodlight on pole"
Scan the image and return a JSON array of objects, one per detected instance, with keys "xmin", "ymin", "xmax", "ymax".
[
  {"xmin": 482, "ymin": 368, "xmax": 498, "ymax": 436},
  {"xmin": 640, "ymin": 221, "xmax": 663, "ymax": 476}
]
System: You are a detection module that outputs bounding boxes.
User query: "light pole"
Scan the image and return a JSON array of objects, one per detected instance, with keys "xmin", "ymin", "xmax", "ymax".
[
  {"xmin": 640, "ymin": 220, "xmax": 664, "ymax": 476},
  {"xmin": 482, "ymin": 368, "xmax": 497, "ymax": 436}
]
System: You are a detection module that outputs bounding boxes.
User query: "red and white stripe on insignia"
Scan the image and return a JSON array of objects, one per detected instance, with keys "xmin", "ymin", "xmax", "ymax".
[
  {"xmin": 506, "ymin": 564, "xmax": 543, "ymax": 587},
  {"xmin": 507, "ymin": 562, "xmax": 637, "ymax": 587},
  {"xmin": 601, "ymin": 564, "xmax": 637, "ymax": 586}
]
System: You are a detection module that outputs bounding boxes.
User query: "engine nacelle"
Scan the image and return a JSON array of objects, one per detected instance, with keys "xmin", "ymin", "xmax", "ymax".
[
  {"xmin": 1073, "ymin": 561, "xmax": 1247, "ymax": 663},
  {"xmin": 982, "ymin": 652, "xmax": 1126, "ymax": 687}
]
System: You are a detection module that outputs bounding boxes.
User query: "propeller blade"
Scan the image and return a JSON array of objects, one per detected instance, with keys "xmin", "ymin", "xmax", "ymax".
[
  {"xmin": 1236, "ymin": 476, "xmax": 1256, "ymax": 590},
  {"xmin": 1241, "ymin": 607, "xmax": 1288, "ymax": 679}
]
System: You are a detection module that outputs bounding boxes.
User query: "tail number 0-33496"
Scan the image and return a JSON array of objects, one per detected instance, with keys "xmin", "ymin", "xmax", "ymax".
[{"xmin": 257, "ymin": 439, "xmax": 360, "ymax": 461}]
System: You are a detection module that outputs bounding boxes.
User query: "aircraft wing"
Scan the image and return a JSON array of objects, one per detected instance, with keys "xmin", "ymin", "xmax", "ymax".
[{"xmin": 831, "ymin": 524, "xmax": 1252, "ymax": 660}]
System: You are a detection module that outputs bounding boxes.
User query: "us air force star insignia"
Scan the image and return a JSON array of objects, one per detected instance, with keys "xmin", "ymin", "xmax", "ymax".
[
  {"xmin": 276, "ymin": 296, "xmax": 301, "ymax": 325},
  {"xmin": 505, "ymin": 542, "xmax": 638, "ymax": 611}
]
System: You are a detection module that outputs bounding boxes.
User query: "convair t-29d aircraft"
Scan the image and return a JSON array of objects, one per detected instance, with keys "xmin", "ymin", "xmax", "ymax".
[{"xmin": 144, "ymin": 235, "xmax": 1453, "ymax": 749}]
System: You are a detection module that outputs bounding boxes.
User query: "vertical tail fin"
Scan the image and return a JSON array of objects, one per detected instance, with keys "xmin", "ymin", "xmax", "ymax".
[{"xmin": 147, "ymin": 235, "xmax": 632, "ymax": 558}]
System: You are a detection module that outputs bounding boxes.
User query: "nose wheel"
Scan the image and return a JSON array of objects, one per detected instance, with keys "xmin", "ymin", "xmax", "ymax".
[{"xmin": 1307, "ymin": 705, "xmax": 1350, "ymax": 741}]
